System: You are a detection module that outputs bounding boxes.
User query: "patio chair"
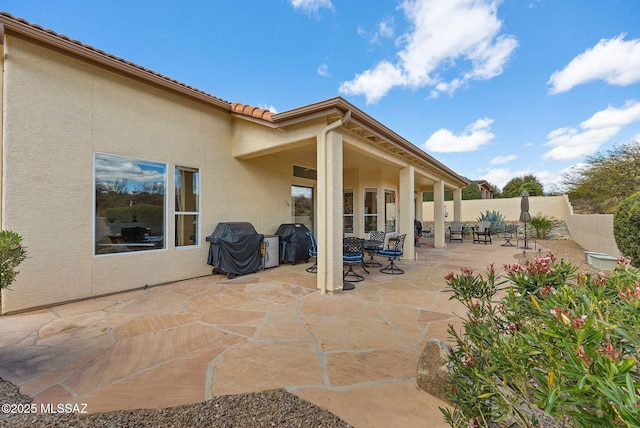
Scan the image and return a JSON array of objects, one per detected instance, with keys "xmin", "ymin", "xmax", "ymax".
[
  {"xmin": 501, "ymin": 224, "xmax": 517, "ymax": 247},
  {"xmin": 306, "ymin": 231, "xmax": 318, "ymax": 273},
  {"xmin": 364, "ymin": 231, "xmax": 385, "ymax": 267},
  {"xmin": 448, "ymin": 221, "xmax": 464, "ymax": 243},
  {"xmin": 473, "ymin": 221, "xmax": 492, "ymax": 245},
  {"xmin": 343, "ymin": 237, "xmax": 369, "ymax": 282},
  {"xmin": 379, "ymin": 234, "xmax": 406, "ymax": 274}
]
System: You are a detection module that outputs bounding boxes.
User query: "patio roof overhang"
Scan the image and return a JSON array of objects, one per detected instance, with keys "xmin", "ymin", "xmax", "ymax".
[{"xmin": 231, "ymin": 97, "xmax": 468, "ymax": 191}]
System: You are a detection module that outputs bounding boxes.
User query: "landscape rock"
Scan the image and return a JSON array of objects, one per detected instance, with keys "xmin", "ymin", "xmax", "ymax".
[{"xmin": 416, "ymin": 339, "xmax": 451, "ymax": 402}]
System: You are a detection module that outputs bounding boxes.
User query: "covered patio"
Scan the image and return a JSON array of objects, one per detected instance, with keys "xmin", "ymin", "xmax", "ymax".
[
  {"xmin": 0, "ymin": 240, "xmax": 520, "ymax": 427},
  {"xmin": 232, "ymin": 97, "xmax": 468, "ymax": 295}
]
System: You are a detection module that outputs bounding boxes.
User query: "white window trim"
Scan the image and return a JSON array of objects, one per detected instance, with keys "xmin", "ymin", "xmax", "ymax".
[
  {"xmin": 364, "ymin": 187, "xmax": 378, "ymax": 233},
  {"xmin": 174, "ymin": 165, "xmax": 201, "ymax": 249}
]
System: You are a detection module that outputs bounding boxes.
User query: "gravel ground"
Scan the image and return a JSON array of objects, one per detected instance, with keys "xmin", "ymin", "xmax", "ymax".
[
  {"xmin": 517, "ymin": 237, "xmax": 605, "ymax": 275},
  {"xmin": 0, "ymin": 380, "xmax": 351, "ymax": 428}
]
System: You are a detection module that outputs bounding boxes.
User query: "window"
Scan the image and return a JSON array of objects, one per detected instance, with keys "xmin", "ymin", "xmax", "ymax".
[
  {"xmin": 175, "ymin": 166, "xmax": 200, "ymax": 247},
  {"xmin": 385, "ymin": 189, "xmax": 396, "ymax": 233},
  {"xmin": 293, "ymin": 165, "xmax": 317, "ymax": 180},
  {"xmin": 364, "ymin": 188, "xmax": 378, "ymax": 233},
  {"xmin": 343, "ymin": 189, "xmax": 354, "ymax": 233},
  {"xmin": 292, "ymin": 185, "xmax": 313, "ymax": 232},
  {"xmin": 94, "ymin": 153, "xmax": 166, "ymax": 255}
]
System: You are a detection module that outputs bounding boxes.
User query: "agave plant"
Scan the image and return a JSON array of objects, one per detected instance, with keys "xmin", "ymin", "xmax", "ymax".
[{"xmin": 476, "ymin": 210, "xmax": 506, "ymax": 233}]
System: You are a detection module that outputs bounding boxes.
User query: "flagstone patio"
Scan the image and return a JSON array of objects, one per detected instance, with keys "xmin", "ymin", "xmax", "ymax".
[{"xmin": 0, "ymin": 239, "xmax": 523, "ymax": 427}]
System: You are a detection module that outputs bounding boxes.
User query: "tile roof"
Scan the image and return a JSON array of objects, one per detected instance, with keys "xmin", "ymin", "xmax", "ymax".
[{"xmin": 230, "ymin": 103, "xmax": 274, "ymax": 122}]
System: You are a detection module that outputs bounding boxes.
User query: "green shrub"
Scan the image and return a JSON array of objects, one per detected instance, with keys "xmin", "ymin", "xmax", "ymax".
[
  {"xmin": 105, "ymin": 204, "xmax": 164, "ymax": 234},
  {"xmin": 614, "ymin": 191, "xmax": 640, "ymax": 267},
  {"xmin": 477, "ymin": 210, "xmax": 506, "ymax": 233},
  {"xmin": 0, "ymin": 230, "xmax": 27, "ymax": 290},
  {"xmin": 105, "ymin": 206, "xmax": 135, "ymax": 223},
  {"xmin": 529, "ymin": 213, "xmax": 559, "ymax": 239},
  {"xmin": 441, "ymin": 257, "xmax": 640, "ymax": 427}
]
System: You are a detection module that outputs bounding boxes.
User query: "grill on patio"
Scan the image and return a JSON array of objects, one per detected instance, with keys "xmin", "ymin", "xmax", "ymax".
[
  {"xmin": 275, "ymin": 223, "xmax": 311, "ymax": 265},
  {"xmin": 206, "ymin": 222, "xmax": 264, "ymax": 279}
]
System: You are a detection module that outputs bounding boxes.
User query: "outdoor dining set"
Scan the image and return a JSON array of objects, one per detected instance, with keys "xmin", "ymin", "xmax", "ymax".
[{"xmin": 305, "ymin": 231, "xmax": 407, "ymax": 288}]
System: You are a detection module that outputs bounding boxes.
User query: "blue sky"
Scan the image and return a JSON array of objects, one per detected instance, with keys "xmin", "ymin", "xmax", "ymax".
[{"xmin": 5, "ymin": 0, "xmax": 640, "ymax": 192}]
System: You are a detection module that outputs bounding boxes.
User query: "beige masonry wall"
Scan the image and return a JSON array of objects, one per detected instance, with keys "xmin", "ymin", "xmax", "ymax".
[
  {"xmin": 422, "ymin": 194, "xmax": 621, "ymax": 257},
  {"xmin": 1, "ymin": 35, "xmax": 293, "ymax": 313}
]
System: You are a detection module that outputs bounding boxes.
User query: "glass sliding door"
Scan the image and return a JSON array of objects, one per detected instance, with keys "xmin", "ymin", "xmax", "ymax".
[
  {"xmin": 364, "ymin": 188, "xmax": 378, "ymax": 233},
  {"xmin": 343, "ymin": 189, "xmax": 354, "ymax": 234},
  {"xmin": 385, "ymin": 189, "xmax": 396, "ymax": 233},
  {"xmin": 292, "ymin": 185, "xmax": 313, "ymax": 231}
]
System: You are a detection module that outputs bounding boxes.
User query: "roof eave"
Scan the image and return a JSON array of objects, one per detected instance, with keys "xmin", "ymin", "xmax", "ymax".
[{"xmin": 272, "ymin": 97, "xmax": 469, "ymax": 187}]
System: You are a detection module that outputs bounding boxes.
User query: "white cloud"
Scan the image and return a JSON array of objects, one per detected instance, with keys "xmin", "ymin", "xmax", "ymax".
[
  {"xmin": 548, "ymin": 34, "xmax": 640, "ymax": 94},
  {"xmin": 289, "ymin": 0, "xmax": 334, "ymax": 15},
  {"xmin": 357, "ymin": 17, "xmax": 395, "ymax": 45},
  {"xmin": 317, "ymin": 63, "xmax": 330, "ymax": 77},
  {"xmin": 424, "ymin": 118, "xmax": 495, "ymax": 153},
  {"xmin": 543, "ymin": 100, "xmax": 640, "ymax": 160},
  {"xmin": 490, "ymin": 154, "xmax": 516, "ymax": 164},
  {"xmin": 378, "ymin": 17, "xmax": 395, "ymax": 38},
  {"xmin": 339, "ymin": 0, "xmax": 517, "ymax": 103},
  {"xmin": 472, "ymin": 167, "xmax": 517, "ymax": 189}
]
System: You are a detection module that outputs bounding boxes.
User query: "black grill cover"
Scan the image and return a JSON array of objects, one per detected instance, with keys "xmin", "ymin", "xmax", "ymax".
[
  {"xmin": 206, "ymin": 222, "xmax": 263, "ymax": 277},
  {"xmin": 275, "ymin": 223, "xmax": 311, "ymax": 264}
]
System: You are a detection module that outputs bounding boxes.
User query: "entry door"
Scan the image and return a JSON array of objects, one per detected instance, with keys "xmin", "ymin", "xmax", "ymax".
[{"xmin": 292, "ymin": 185, "xmax": 314, "ymax": 232}]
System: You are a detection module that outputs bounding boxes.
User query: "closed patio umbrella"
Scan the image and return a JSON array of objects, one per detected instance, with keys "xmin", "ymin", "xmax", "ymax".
[{"xmin": 519, "ymin": 190, "xmax": 531, "ymax": 250}]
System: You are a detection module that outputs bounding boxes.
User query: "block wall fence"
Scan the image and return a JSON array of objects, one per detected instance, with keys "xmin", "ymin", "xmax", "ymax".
[{"xmin": 422, "ymin": 195, "xmax": 621, "ymax": 257}]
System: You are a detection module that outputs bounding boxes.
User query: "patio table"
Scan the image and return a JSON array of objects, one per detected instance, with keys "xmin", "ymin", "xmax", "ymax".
[{"xmin": 363, "ymin": 239, "xmax": 384, "ymax": 267}]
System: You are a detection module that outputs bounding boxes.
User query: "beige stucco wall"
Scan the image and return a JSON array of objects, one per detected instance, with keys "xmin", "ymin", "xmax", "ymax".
[
  {"xmin": 1, "ymin": 35, "xmax": 293, "ymax": 313},
  {"xmin": 422, "ymin": 195, "xmax": 621, "ymax": 256},
  {"xmin": 422, "ymin": 195, "xmax": 567, "ymax": 222}
]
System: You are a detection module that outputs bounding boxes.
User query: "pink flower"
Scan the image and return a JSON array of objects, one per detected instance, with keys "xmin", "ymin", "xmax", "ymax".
[
  {"xmin": 571, "ymin": 315, "xmax": 587, "ymax": 329},
  {"xmin": 444, "ymin": 271, "xmax": 455, "ymax": 281},
  {"xmin": 539, "ymin": 285, "xmax": 554, "ymax": 296},
  {"xmin": 577, "ymin": 345, "xmax": 591, "ymax": 365},
  {"xmin": 461, "ymin": 267, "xmax": 474, "ymax": 278},
  {"xmin": 503, "ymin": 263, "xmax": 525, "ymax": 274}
]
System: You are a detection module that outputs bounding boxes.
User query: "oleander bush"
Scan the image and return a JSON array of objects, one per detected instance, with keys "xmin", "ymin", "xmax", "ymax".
[
  {"xmin": 440, "ymin": 255, "xmax": 640, "ymax": 427},
  {"xmin": 614, "ymin": 191, "xmax": 640, "ymax": 267},
  {"xmin": 0, "ymin": 230, "xmax": 27, "ymax": 290}
]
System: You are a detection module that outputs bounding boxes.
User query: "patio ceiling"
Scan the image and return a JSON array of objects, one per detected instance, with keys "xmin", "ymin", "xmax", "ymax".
[{"xmin": 274, "ymin": 139, "xmax": 444, "ymax": 192}]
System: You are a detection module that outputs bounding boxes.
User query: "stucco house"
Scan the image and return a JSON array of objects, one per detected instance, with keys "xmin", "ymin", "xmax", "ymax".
[
  {"xmin": 473, "ymin": 180, "xmax": 495, "ymax": 199},
  {"xmin": 0, "ymin": 13, "xmax": 467, "ymax": 314}
]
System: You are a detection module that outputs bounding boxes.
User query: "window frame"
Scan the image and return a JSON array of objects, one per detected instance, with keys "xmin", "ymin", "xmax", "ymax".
[
  {"xmin": 385, "ymin": 189, "xmax": 397, "ymax": 233},
  {"xmin": 174, "ymin": 165, "xmax": 200, "ymax": 248},
  {"xmin": 363, "ymin": 187, "xmax": 378, "ymax": 234},
  {"xmin": 93, "ymin": 152, "xmax": 167, "ymax": 256},
  {"xmin": 343, "ymin": 188, "xmax": 354, "ymax": 234}
]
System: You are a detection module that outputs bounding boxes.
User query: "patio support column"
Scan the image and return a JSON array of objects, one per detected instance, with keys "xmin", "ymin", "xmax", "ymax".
[
  {"xmin": 453, "ymin": 188, "xmax": 462, "ymax": 223},
  {"xmin": 433, "ymin": 180, "xmax": 446, "ymax": 249},
  {"xmin": 399, "ymin": 165, "xmax": 414, "ymax": 260},
  {"xmin": 317, "ymin": 128, "xmax": 344, "ymax": 294}
]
